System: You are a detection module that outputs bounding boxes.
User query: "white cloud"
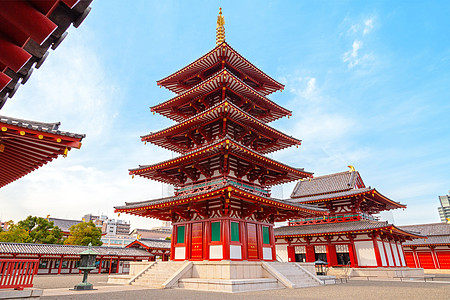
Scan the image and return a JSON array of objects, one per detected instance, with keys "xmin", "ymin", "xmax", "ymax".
[
  {"xmin": 343, "ymin": 40, "xmax": 363, "ymax": 68},
  {"xmin": 363, "ymin": 18, "xmax": 374, "ymax": 35},
  {"xmin": 0, "ymin": 25, "xmax": 166, "ymax": 230}
]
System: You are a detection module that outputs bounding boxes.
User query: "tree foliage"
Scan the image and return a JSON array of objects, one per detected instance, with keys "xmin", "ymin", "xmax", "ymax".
[
  {"xmin": 0, "ymin": 216, "xmax": 64, "ymax": 244},
  {"xmin": 64, "ymin": 221, "xmax": 103, "ymax": 246}
]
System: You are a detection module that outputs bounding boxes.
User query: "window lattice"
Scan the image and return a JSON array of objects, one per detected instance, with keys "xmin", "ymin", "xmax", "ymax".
[
  {"xmin": 336, "ymin": 244, "xmax": 349, "ymax": 253},
  {"xmin": 294, "ymin": 246, "xmax": 306, "ymax": 254},
  {"xmin": 314, "ymin": 245, "xmax": 327, "ymax": 253}
]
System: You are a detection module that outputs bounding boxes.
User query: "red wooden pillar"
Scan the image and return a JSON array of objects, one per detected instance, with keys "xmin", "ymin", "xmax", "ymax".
[
  {"xmin": 203, "ymin": 220, "xmax": 210, "ymax": 260},
  {"xmin": 430, "ymin": 247, "xmax": 440, "ymax": 269},
  {"xmin": 222, "ymin": 219, "xmax": 231, "ymax": 260},
  {"xmin": 372, "ymin": 234, "xmax": 383, "ymax": 267},
  {"xmin": 185, "ymin": 223, "xmax": 191, "ymax": 260},
  {"xmin": 108, "ymin": 258, "xmax": 112, "ymax": 275},
  {"xmin": 257, "ymin": 224, "xmax": 264, "ymax": 260},
  {"xmin": 305, "ymin": 245, "xmax": 315, "ymax": 262},
  {"xmin": 57, "ymin": 256, "xmax": 63, "ymax": 274},
  {"xmin": 270, "ymin": 226, "xmax": 276, "ymax": 261},
  {"xmin": 394, "ymin": 240, "xmax": 404, "ymax": 267},
  {"xmin": 170, "ymin": 226, "xmax": 176, "ymax": 261},
  {"xmin": 412, "ymin": 248, "xmax": 420, "ymax": 268},
  {"xmin": 388, "ymin": 241, "xmax": 398, "ymax": 267},
  {"xmin": 347, "ymin": 242, "xmax": 357, "ymax": 267},
  {"xmin": 116, "ymin": 258, "xmax": 120, "ymax": 273},
  {"xmin": 98, "ymin": 257, "xmax": 102, "ymax": 274},
  {"xmin": 326, "ymin": 243, "xmax": 338, "ymax": 267},
  {"xmin": 287, "ymin": 244, "xmax": 295, "ymax": 262},
  {"xmin": 240, "ymin": 221, "xmax": 247, "ymax": 261}
]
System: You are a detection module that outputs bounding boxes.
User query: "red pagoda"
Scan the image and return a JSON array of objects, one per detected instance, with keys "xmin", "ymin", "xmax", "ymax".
[{"xmin": 115, "ymin": 9, "xmax": 327, "ymax": 262}]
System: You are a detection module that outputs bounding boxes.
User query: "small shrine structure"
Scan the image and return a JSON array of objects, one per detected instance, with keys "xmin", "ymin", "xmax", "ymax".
[{"xmin": 275, "ymin": 167, "xmax": 423, "ymax": 268}]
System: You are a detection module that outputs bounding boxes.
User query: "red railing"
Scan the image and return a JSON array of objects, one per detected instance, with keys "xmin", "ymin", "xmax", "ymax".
[{"xmin": 0, "ymin": 259, "xmax": 39, "ymax": 290}]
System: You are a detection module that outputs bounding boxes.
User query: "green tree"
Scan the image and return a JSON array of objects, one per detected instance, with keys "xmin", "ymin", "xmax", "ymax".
[
  {"xmin": 0, "ymin": 217, "xmax": 63, "ymax": 244},
  {"xmin": 17, "ymin": 216, "xmax": 64, "ymax": 244},
  {"xmin": 0, "ymin": 221, "xmax": 29, "ymax": 243},
  {"xmin": 64, "ymin": 221, "xmax": 102, "ymax": 246}
]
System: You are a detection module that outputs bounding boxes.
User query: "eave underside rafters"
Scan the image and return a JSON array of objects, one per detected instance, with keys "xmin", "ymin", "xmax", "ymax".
[
  {"xmin": 142, "ymin": 101, "xmax": 300, "ymax": 155},
  {"xmin": 129, "ymin": 138, "xmax": 311, "ymax": 187},
  {"xmin": 115, "ymin": 185, "xmax": 326, "ymax": 223},
  {"xmin": 0, "ymin": 122, "xmax": 83, "ymax": 188},
  {"xmin": 157, "ymin": 42, "xmax": 284, "ymax": 96},
  {"xmin": 290, "ymin": 191, "xmax": 405, "ymax": 214},
  {"xmin": 152, "ymin": 69, "xmax": 291, "ymax": 123}
]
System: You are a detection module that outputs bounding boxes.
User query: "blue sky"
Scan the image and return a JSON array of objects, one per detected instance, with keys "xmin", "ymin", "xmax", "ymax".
[{"xmin": 1, "ymin": 0, "xmax": 449, "ymax": 229}]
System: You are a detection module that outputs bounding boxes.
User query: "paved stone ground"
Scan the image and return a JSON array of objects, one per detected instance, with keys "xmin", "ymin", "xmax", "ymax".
[{"xmin": 35, "ymin": 275, "xmax": 450, "ymax": 300}]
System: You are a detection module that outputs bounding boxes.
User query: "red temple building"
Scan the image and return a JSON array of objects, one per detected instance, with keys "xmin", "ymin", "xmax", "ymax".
[
  {"xmin": 274, "ymin": 168, "xmax": 423, "ymax": 268},
  {"xmin": 114, "ymin": 9, "xmax": 327, "ymax": 263}
]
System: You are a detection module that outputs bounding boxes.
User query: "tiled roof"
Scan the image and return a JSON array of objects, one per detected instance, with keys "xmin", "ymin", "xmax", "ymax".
[
  {"xmin": 49, "ymin": 218, "xmax": 81, "ymax": 232},
  {"xmin": 399, "ymin": 223, "xmax": 450, "ymax": 236},
  {"xmin": 274, "ymin": 220, "xmax": 423, "ymax": 238},
  {"xmin": 0, "ymin": 115, "xmax": 85, "ymax": 139},
  {"xmin": 0, "ymin": 242, "xmax": 152, "ymax": 257},
  {"xmin": 403, "ymin": 235, "xmax": 450, "ymax": 246},
  {"xmin": 399, "ymin": 223, "xmax": 450, "ymax": 246},
  {"xmin": 291, "ymin": 171, "xmax": 362, "ymax": 198},
  {"xmin": 115, "ymin": 183, "xmax": 327, "ymax": 214},
  {"xmin": 289, "ymin": 188, "xmax": 373, "ymax": 203},
  {"xmin": 131, "ymin": 238, "xmax": 171, "ymax": 249}
]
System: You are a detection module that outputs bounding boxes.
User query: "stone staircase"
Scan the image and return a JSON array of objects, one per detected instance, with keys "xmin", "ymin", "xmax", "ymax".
[
  {"xmin": 266, "ymin": 262, "xmax": 322, "ymax": 288},
  {"xmin": 131, "ymin": 261, "xmax": 186, "ymax": 288}
]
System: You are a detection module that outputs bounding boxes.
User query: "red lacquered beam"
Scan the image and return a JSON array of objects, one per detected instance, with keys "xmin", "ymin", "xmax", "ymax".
[
  {"xmin": 0, "ymin": 0, "xmax": 57, "ymax": 45},
  {"xmin": 0, "ymin": 72, "xmax": 12, "ymax": 91},
  {"xmin": 0, "ymin": 34, "xmax": 32, "ymax": 72}
]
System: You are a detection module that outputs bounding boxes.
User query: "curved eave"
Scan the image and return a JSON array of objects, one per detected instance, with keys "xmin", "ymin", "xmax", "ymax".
[
  {"xmin": 115, "ymin": 185, "xmax": 327, "ymax": 217},
  {"xmin": 276, "ymin": 225, "xmax": 423, "ymax": 239},
  {"xmin": 129, "ymin": 137, "xmax": 312, "ymax": 184},
  {"xmin": 157, "ymin": 42, "xmax": 284, "ymax": 96},
  {"xmin": 151, "ymin": 68, "xmax": 291, "ymax": 123},
  {"xmin": 141, "ymin": 101, "xmax": 301, "ymax": 154},
  {"xmin": 296, "ymin": 189, "xmax": 406, "ymax": 210},
  {"xmin": 0, "ymin": 118, "xmax": 84, "ymax": 188}
]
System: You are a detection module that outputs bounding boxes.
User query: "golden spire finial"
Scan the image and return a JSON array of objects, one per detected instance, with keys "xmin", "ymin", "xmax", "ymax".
[{"xmin": 216, "ymin": 7, "xmax": 225, "ymax": 46}]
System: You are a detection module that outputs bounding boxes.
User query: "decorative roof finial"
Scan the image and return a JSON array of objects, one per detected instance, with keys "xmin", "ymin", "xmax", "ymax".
[
  {"xmin": 216, "ymin": 7, "xmax": 225, "ymax": 46},
  {"xmin": 348, "ymin": 165, "xmax": 356, "ymax": 172}
]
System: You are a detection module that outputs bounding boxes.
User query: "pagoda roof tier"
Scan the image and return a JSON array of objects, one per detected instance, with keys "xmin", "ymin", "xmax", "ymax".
[
  {"xmin": 288, "ymin": 187, "xmax": 405, "ymax": 214},
  {"xmin": 114, "ymin": 185, "xmax": 327, "ymax": 222},
  {"xmin": 157, "ymin": 42, "xmax": 284, "ymax": 96},
  {"xmin": 0, "ymin": 115, "xmax": 84, "ymax": 188},
  {"xmin": 288, "ymin": 170, "xmax": 405, "ymax": 213},
  {"xmin": 274, "ymin": 220, "xmax": 424, "ymax": 240},
  {"xmin": 142, "ymin": 101, "xmax": 301, "ymax": 154},
  {"xmin": 151, "ymin": 68, "xmax": 291, "ymax": 123},
  {"xmin": 129, "ymin": 137, "xmax": 312, "ymax": 186}
]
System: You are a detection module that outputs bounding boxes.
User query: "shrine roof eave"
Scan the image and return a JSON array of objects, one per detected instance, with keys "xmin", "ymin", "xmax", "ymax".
[
  {"xmin": 128, "ymin": 137, "xmax": 313, "ymax": 185},
  {"xmin": 156, "ymin": 42, "xmax": 284, "ymax": 96},
  {"xmin": 403, "ymin": 235, "xmax": 450, "ymax": 247},
  {"xmin": 0, "ymin": 115, "xmax": 85, "ymax": 188},
  {"xmin": 125, "ymin": 239, "xmax": 171, "ymax": 250},
  {"xmin": 151, "ymin": 68, "xmax": 291, "ymax": 123},
  {"xmin": 274, "ymin": 221, "xmax": 424, "ymax": 239},
  {"xmin": 114, "ymin": 185, "xmax": 328, "ymax": 216},
  {"xmin": 141, "ymin": 101, "xmax": 301, "ymax": 154},
  {"xmin": 1, "ymin": 0, "xmax": 93, "ymax": 109},
  {"xmin": 287, "ymin": 188, "xmax": 406, "ymax": 210}
]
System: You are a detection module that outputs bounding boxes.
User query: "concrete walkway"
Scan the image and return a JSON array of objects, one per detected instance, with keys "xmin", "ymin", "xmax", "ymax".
[{"xmin": 34, "ymin": 274, "xmax": 450, "ymax": 300}]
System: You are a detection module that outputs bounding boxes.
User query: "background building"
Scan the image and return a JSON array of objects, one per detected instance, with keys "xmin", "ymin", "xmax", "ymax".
[{"xmin": 438, "ymin": 192, "xmax": 450, "ymax": 223}]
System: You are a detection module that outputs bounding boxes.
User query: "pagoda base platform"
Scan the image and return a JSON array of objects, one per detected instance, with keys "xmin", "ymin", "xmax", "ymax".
[{"xmin": 109, "ymin": 261, "xmax": 324, "ymax": 292}]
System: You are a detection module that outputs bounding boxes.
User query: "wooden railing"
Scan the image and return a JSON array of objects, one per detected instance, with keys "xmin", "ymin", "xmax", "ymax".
[{"xmin": 0, "ymin": 259, "xmax": 39, "ymax": 290}]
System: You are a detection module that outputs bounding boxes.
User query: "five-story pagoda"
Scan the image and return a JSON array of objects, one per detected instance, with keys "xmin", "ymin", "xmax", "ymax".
[{"xmin": 115, "ymin": 9, "xmax": 327, "ymax": 262}]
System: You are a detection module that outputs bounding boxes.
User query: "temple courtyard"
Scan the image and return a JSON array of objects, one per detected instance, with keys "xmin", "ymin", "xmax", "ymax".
[{"xmin": 35, "ymin": 274, "xmax": 449, "ymax": 300}]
